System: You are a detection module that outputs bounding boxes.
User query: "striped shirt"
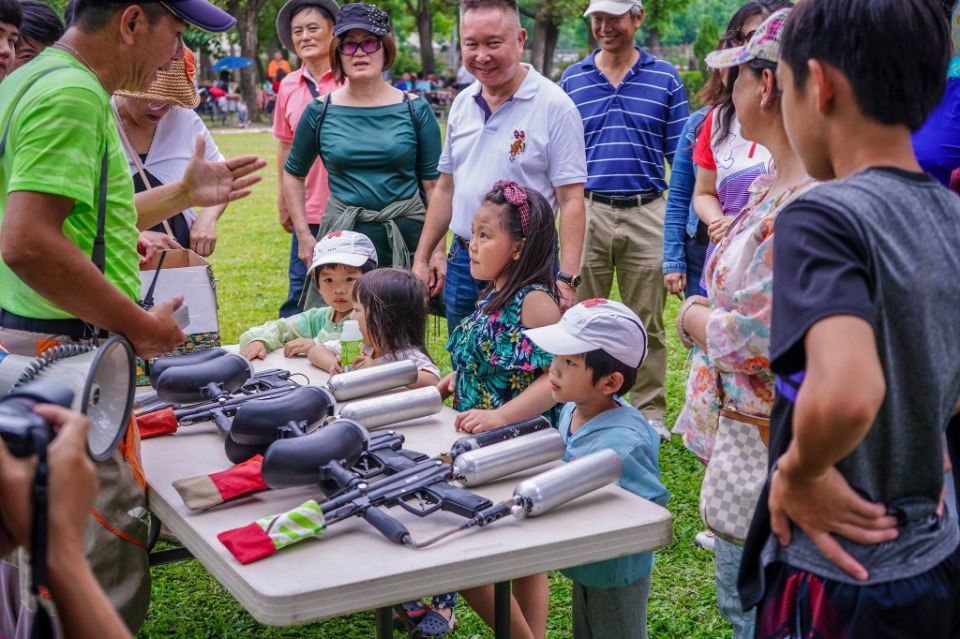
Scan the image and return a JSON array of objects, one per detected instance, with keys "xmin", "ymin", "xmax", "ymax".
[{"xmin": 559, "ymin": 48, "xmax": 689, "ymax": 195}]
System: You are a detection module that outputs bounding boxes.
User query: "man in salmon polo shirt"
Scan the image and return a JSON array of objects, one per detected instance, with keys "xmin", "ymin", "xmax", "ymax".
[{"xmin": 274, "ymin": 0, "xmax": 342, "ymax": 317}]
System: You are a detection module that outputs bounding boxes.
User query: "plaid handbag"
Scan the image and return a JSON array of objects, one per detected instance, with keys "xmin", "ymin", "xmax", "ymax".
[{"xmin": 699, "ymin": 373, "xmax": 770, "ymax": 544}]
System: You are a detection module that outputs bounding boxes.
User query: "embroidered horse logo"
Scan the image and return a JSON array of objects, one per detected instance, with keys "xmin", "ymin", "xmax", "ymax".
[{"xmin": 508, "ymin": 130, "xmax": 526, "ymax": 162}]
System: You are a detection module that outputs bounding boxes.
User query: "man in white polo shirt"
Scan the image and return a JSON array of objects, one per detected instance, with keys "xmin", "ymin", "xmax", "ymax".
[{"xmin": 412, "ymin": 0, "xmax": 587, "ymax": 333}]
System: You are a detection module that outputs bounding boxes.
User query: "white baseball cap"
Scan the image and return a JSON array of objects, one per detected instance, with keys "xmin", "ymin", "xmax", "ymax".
[
  {"xmin": 308, "ymin": 230, "xmax": 378, "ymax": 273},
  {"xmin": 524, "ymin": 299, "xmax": 648, "ymax": 369},
  {"xmin": 583, "ymin": 0, "xmax": 643, "ymax": 17}
]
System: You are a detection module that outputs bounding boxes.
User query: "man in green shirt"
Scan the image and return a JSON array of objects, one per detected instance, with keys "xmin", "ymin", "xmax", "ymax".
[
  {"xmin": 0, "ymin": 2, "xmax": 265, "ymax": 635},
  {"xmin": 0, "ymin": 0, "xmax": 262, "ymax": 360}
]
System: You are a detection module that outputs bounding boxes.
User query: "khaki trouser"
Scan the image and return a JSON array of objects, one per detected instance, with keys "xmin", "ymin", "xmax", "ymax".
[
  {"xmin": 579, "ymin": 197, "xmax": 667, "ymax": 419},
  {"xmin": 0, "ymin": 326, "xmax": 150, "ymax": 637}
]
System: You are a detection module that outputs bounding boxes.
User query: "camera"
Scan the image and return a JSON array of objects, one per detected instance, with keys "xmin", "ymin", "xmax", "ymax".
[{"xmin": 0, "ymin": 380, "xmax": 74, "ymax": 458}]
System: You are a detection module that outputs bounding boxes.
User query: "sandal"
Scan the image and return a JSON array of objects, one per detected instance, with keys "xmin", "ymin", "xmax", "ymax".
[
  {"xmin": 393, "ymin": 600, "xmax": 430, "ymax": 630},
  {"xmin": 415, "ymin": 593, "xmax": 457, "ymax": 638},
  {"xmin": 414, "ymin": 608, "xmax": 456, "ymax": 638}
]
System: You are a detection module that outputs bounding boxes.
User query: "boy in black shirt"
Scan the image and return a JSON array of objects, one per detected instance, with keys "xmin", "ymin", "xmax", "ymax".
[{"xmin": 739, "ymin": 1, "xmax": 960, "ymax": 636}]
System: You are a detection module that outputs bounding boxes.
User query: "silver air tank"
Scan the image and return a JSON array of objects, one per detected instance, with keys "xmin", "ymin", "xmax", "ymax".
[
  {"xmin": 338, "ymin": 386, "xmax": 443, "ymax": 429},
  {"xmin": 325, "ymin": 360, "xmax": 418, "ymax": 401},
  {"xmin": 511, "ymin": 448, "xmax": 623, "ymax": 519},
  {"xmin": 453, "ymin": 428, "xmax": 565, "ymax": 486}
]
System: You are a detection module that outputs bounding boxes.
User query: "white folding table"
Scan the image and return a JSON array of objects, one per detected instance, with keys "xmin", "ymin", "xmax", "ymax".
[{"xmin": 141, "ymin": 350, "xmax": 673, "ymax": 636}]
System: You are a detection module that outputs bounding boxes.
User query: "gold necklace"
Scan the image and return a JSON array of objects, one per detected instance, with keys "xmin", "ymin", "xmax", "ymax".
[{"xmin": 52, "ymin": 41, "xmax": 105, "ymax": 88}]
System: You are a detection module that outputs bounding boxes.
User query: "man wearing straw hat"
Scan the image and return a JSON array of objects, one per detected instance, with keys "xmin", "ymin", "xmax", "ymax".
[
  {"xmin": 274, "ymin": 0, "xmax": 342, "ymax": 318},
  {"xmin": 0, "ymin": 1, "xmax": 264, "ymax": 635},
  {"xmin": 115, "ymin": 47, "xmax": 229, "ymax": 258}
]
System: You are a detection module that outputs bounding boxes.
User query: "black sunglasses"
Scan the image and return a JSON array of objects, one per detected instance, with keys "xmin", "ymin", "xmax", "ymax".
[
  {"xmin": 730, "ymin": 28, "xmax": 758, "ymax": 47},
  {"xmin": 337, "ymin": 38, "xmax": 383, "ymax": 56}
]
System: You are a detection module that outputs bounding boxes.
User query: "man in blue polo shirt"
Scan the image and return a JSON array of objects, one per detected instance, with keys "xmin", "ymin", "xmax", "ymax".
[{"xmin": 560, "ymin": 0, "xmax": 688, "ymax": 440}]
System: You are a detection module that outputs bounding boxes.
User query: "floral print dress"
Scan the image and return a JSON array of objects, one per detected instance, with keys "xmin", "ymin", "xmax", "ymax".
[
  {"xmin": 447, "ymin": 284, "xmax": 559, "ymax": 425},
  {"xmin": 677, "ymin": 174, "xmax": 819, "ymax": 463}
]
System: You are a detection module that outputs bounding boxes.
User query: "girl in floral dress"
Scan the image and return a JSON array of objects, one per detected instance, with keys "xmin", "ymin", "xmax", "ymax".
[
  {"xmin": 437, "ymin": 180, "xmax": 560, "ymax": 639},
  {"xmin": 441, "ymin": 180, "xmax": 561, "ymax": 435}
]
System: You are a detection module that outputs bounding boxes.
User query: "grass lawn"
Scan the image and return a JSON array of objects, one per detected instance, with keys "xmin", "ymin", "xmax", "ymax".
[{"xmin": 137, "ymin": 131, "xmax": 727, "ymax": 638}]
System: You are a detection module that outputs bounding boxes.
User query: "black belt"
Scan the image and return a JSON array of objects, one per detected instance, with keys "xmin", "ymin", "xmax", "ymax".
[
  {"xmin": 0, "ymin": 308, "xmax": 108, "ymax": 340},
  {"xmin": 587, "ymin": 190, "xmax": 662, "ymax": 209},
  {"xmin": 453, "ymin": 234, "xmax": 470, "ymax": 251}
]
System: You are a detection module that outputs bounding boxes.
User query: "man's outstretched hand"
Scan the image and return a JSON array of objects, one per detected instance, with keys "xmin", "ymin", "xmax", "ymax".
[{"xmin": 183, "ymin": 134, "xmax": 266, "ymax": 207}]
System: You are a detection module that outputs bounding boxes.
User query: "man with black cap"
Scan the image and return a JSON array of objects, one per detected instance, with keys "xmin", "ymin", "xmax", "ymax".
[
  {"xmin": 274, "ymin": 0, "xmax": 341, "ymax": 319},
  {"xmin": 0, "ymin": 2, "xmax": 262, "ymax": 635}
]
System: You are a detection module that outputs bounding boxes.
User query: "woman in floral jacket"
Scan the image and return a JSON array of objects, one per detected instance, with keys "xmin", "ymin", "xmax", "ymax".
[{"xmin": 673, "ymin": 9, "xmax": 818, "ymax": 639}]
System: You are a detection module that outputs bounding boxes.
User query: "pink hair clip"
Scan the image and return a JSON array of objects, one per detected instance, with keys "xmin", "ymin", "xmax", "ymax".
[{"xmin": 492, "ymin": 180, "xmax": 530, "ymax": 235}]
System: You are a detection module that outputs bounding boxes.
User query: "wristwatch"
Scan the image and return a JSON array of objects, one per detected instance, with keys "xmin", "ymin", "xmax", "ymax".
[{"xmin": 557, "ymin": 272, "xmax": 582, "ymax": 289}]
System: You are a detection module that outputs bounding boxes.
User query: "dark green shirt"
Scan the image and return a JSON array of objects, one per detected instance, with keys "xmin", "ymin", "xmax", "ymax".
[{"xmin": 285, "ymin": 96, "xmax": 441, "ymax": 211}]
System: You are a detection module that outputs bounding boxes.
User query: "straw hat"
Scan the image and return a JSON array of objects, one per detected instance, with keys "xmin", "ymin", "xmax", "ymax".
[{"xmin": 116, "ymin": 47, "xmax": 201, "ymax": 109}]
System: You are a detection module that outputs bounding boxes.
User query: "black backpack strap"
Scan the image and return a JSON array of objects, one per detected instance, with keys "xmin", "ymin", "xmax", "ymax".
[
  {"xmin": 404, "ymin": 91, "xmax": 422, "ymax": 181},
  {"xmin": 314, "ymin": 92, "xmax": 332, "ymax": 164}
]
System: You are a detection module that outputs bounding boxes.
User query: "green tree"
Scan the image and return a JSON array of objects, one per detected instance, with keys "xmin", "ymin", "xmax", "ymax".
[
  {"xmin": 693, "ymin": 18, "xmax": 720, "ymax": 78},
  {"xmin": 642, "ymin": 0, "xmax": 695, "ymax": 56},
  {"xmin": 224, "ymin": 0, "xmax": 270, "ymax": 121},
  {"xmin": 519, "ymin": 0, "xmax": 583, "ymax": 78}
]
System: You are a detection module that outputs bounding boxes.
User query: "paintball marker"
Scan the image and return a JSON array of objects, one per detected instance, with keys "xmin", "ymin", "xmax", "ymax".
[
  {"xmin": 218, "ymin": 428, "xmax": 622, "ymax": 564},
  {"xmin": 261, "ymin": 416, "xmax": 563, "ymax": 493},
  {"xmin": 174, "ymin": 416, "xmax": 559, "ymax": 511},
  {"xmin": 137, "ymin": 349, "xmax": 442, "ymax": 464}
]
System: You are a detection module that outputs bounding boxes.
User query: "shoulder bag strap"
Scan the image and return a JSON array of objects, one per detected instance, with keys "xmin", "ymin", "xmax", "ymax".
[
  {"xmin": 314, "ymin": 92, "xmax": 332, "ymax": 164},
  {"xmin": 404, "ymin": 91, "xmax": 429, "ymax": 205},
  {"xmin": 113, "ymin": 106, "xmax": 174, "ymax": 238},
  {"xmin": 404, "ymin": 91, "xmax": 422, "ymax": 181},
  {"xmin": 92, "ymin": 144, "xmax": 108, "ymax": 274}
]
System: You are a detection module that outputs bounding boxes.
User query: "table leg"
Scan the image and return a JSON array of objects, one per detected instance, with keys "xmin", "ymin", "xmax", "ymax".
[
  {"xmin": 376, "ymin": 607, "xmax": 393, "ymax": 639},
  {"xmin": 494, "ymin": 580, "xmax": 511, "ymax": 638}
]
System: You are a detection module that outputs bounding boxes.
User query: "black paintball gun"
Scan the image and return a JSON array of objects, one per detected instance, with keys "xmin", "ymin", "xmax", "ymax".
[
  {"xmin": 173, "ymin": 416, "xmax": 556, "ymax": 512},
  {"xmin": 136, "ymin": 349, "xmax": 441, "ymax": 463},
  {"xmin": 218, "ymin": 420, "xmax": 622, "ymax": 564}
]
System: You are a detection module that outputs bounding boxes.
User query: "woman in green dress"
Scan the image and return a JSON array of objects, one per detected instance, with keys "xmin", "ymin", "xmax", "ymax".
[{"xmin": 283, "ymin": 2, "xmax": 442, "ymax": 293}]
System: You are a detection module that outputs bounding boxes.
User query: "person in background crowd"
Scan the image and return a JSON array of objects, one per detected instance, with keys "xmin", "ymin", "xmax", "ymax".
[
  {"xmin": 912, "ymin": 0, "xmax": 960, "ymax": 524},
  {"xmin": 663, "ymin": 106, "xmax": 709, "ymax": 302},
  {"xmin": 11, "ymin": 0, "xmax": 63, "ymax": 72},
  {"xmin": 114, "ymin": 48, "xmax": 228, "ymax": 257},
  {"xmin": 913, "ymin": 0, "xmax": 960, "ymax": 187},
  {"xmin": 412, "ymin": 0, "xmax": 587, "ymax": 335},
  {"xmin": 274, "ymin": 0, "xmax": 342, "ymax": 319},
  {"xmin": 559, "ymin": 0, "xmax": 690, "ymax": 441},
  {"xmin": 675, "ymin": 9, "xmax": 816, "ymax": 638},
  {"xmin": 455, "ymin": 56, "xmax": 475, "ymax": 90},
  {"xmin": 0, "ymin": 0, "xmax": 19, "ymax": 83},
  {"xmin": 283, "ymin": 2, "xmax": 442, "ymax": 310},
  {"xmin": 267, "ymin": 49, "xmax": 292, "ymax": 92},
  {"xmin": 0, "ymin": 1, "xmax": 261, "ymax": 633},
  {"xmin": 692, "ymin": 2, "xmax": 787, "ymax": 295}
]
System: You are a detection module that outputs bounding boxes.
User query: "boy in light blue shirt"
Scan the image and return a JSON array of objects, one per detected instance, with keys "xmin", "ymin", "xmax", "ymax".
[{"xmin": 525, "ymin": 298, "xmax": 669, "ymax": 639}]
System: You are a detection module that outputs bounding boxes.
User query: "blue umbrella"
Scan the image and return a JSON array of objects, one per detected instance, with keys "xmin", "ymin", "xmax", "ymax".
[{"xmin": 211, "ymin": 56, "xmax": 253, "ymax": 72}]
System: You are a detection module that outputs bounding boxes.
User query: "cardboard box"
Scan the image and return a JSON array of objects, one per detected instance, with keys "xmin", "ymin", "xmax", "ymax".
[{"xmin": 137, "ymin": 249, "xmax": 221, "ymax": 385}]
